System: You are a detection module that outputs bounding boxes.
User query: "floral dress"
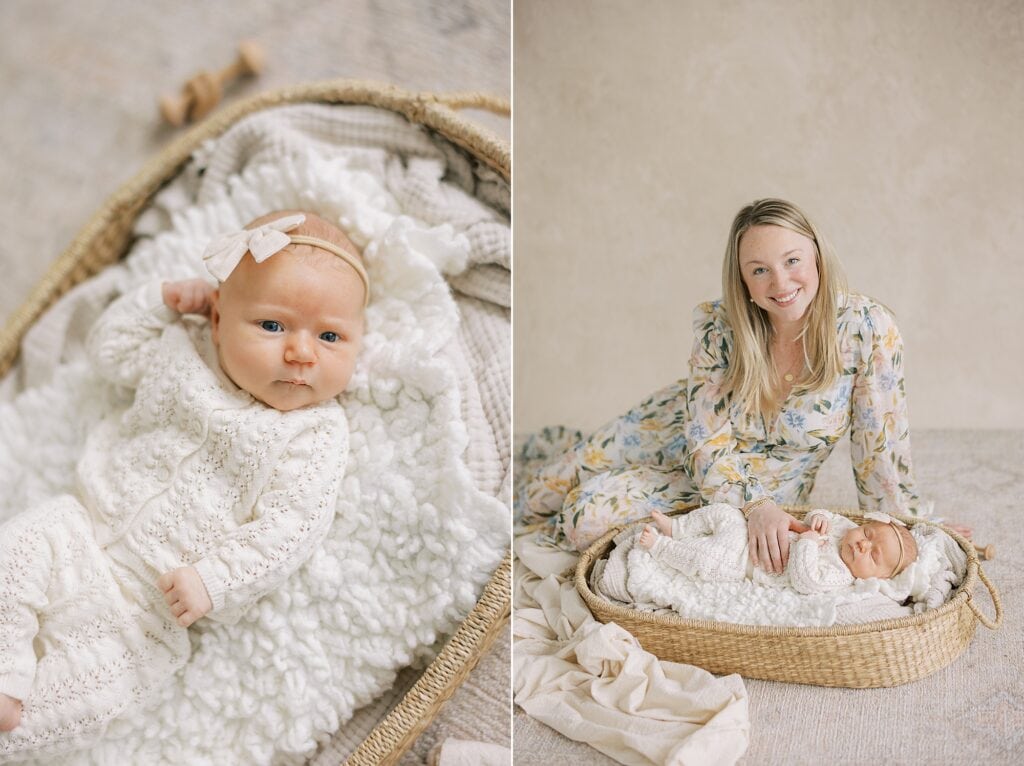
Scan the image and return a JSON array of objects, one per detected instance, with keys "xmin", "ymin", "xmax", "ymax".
[{"xmin": 515, "ymin": 295, "xmax": 928, "ymax": 550}]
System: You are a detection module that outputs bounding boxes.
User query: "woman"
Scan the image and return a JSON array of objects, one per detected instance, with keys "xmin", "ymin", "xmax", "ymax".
[{"xmin": 517, "ymin": 198, "xmax": 963, "ymax": 573}]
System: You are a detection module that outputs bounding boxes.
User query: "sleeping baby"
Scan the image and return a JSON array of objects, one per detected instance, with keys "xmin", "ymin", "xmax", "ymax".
[
  {"xmin": 637, "ymin": 503, "xmax": 919, "ymax": 594},
  {"xmin": 0, "ymin": 211, "xmax": 366, "ymax": 755}
]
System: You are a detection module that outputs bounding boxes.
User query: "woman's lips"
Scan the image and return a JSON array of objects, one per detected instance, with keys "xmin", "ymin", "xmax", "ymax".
[{"xmin": 771, "ymin": 288, "xmax": 800, "ymax": 306}]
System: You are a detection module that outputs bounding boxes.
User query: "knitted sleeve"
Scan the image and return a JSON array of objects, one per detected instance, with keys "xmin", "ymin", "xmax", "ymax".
[
  {"xmin": 683, "ymin": 302, "xmax": 770, "ymax": 508},
  {"xmin": 86, "ymin": 281, "xmax": 178, "ymax": 388},
  {"xmin": 788, "ymin": 511, "xmax": 857, "ymax": 594},
  {"xmin": 193, "ymin": 411, "xmax": 349, "ymax": 619}
]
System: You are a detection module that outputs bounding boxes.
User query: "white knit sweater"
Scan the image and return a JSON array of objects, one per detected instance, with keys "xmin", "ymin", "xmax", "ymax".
[{"xmin": 79, "ymin": 281, "xmax": 349, "ymax": 620}]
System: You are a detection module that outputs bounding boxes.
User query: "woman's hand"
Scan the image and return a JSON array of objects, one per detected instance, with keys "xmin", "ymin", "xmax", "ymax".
[
  {"xmin": 162, "ymin": 279, "xmax": 215, "ymax": 316},
  {"xmin": 746, "ymin": 501, "xmax": 800, "ymax": 574}
]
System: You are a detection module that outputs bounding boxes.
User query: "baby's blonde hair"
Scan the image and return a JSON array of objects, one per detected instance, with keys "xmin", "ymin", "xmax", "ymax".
[{"xmin": 721, "ymin": 199, "xmax": 848, "ymax": 417}]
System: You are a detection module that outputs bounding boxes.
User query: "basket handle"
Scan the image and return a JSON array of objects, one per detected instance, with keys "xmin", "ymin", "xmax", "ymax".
[
  {"xmin": 428, "ymin": 91, "xmax": 510, "ymax": 117},
  {"xmin": 966, "ymin": 560, "xmax": 1003, "ymax": 629}
]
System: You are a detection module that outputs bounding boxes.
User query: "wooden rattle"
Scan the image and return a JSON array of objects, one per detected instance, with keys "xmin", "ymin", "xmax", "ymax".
[
  {"xmin": 973, "ymin": 542, "xmax": 995, "ymax": 561},
  {"xmin": 159, "ymin": 40, "xmax": 265, "ymax": 126}
]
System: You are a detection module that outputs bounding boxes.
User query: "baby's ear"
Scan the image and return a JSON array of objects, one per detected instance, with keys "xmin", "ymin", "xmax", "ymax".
[{"xmin": 209, "ymin": 290, "xmax": 221, "ymax": 344}]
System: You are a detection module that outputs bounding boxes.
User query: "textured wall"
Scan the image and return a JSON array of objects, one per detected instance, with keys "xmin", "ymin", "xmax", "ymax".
[{"xmin": 514, "ymin": 0, "xmax": 1024, "ymax": 431}]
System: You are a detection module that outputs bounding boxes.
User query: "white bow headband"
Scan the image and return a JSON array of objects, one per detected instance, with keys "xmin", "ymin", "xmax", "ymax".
[
  {"xmin": 864, "ymin": 511, "xmax": 908, "ymax": 577},
  {"xmin": 203, "ymin": 213, "xmax": 370, "ymax": 305}
]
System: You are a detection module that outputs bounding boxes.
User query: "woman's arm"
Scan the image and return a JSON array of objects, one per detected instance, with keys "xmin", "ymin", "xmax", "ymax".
[
  {"xmin": 683, "ymin": 303, "xmax": 800, "ymax": 572},
  {"xmin": 849, "ymin": 302, "xmax": 928, "ymax": 516},
  {"xmin": 683, "ymin": 302, "xmax": 771, "ymax": 507}
]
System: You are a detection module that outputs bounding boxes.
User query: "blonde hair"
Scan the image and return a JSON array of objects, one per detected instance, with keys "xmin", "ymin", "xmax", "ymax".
[{"xmin": 721, "ymin": 199, "xmax": 848, "ymax": 417}]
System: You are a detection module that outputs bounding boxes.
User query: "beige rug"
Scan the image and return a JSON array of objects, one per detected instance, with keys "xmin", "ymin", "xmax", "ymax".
[{"xmin": 515, "ymin": 430, "xmax": 1023, "ymax": 764}]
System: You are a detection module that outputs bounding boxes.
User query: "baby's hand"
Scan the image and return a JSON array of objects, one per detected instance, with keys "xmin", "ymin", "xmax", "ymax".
[
  {"xmin": 799, "ymin": 530, "xmax": 824, "ymax": 546},
  {"xmin": 157, "ymin": 566, "xmax": 213, "ymax": 627},
  {"xmin": 809, "ymin": 514, "xmax": 830, "ymax": 536},
  {"xmin": 162, "ymin": 279, "xmax": 215, "ymax": 316}
]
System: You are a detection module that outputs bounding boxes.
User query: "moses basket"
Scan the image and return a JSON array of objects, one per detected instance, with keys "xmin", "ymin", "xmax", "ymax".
[
  {"xmin": 0, "ymin": 80, "xmax": 511, "ymax": 765},
  {"xmin": 575, "ymin": 506, "xmax": 1001, "ymax": 688}
]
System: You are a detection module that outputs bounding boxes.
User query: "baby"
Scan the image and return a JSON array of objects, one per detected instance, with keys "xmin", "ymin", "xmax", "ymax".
[
  {"xmin": 637, "ymin": 503, "xmax": 918, "ymax": 594},
  {"xmin": 0, "ymin": 211, "xmax": 366, "ymax": 752}
]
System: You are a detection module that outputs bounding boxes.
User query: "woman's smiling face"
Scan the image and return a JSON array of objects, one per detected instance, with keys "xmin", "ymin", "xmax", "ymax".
[{"xmin": 738, "ymin": 224, "xmax": 820, "ymax": 331}]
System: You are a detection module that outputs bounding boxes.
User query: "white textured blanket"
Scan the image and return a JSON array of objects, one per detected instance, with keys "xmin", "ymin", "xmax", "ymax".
[{"xmin": 0, "ymin": 105, "xmax": 509, "ymax": 765}]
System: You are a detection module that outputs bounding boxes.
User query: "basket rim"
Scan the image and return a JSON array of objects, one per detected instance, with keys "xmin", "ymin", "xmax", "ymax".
[
  {"xmin": 575, "ymin": 503, "xmax": 989, "ymax": 638},
  {"xmin": 0, "ymin": 78, "xmax": 510, "ymax": 379}
]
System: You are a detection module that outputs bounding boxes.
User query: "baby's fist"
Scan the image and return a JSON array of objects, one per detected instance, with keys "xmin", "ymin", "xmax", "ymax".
[
  {"xmin": 809, "ymin": 514, "xmax": 830, "ymax": 535},
  {"xmin": 162, "ymin": 279, "xmax": 215, "ymax": 316},
  {"xmin": 157, "ymin": 566, "xmax": 213, "ymax": 627}
]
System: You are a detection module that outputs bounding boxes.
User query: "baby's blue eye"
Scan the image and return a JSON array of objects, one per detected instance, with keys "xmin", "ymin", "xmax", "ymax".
[
  {"xmin": 320, "ymin": 331, "xmax": 340, "ymax": 343},
  {"xmin": 259, "ymin": 320, "xmax": 283, "ymax": 332}
]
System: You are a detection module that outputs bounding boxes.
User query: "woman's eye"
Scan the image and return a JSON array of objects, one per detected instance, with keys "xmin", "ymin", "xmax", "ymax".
[
  {"xmin": 259, "ymin": 320, "xmax": 283, "ymax": 332},
  {"xmin": 752, "ymin": 267, "xmax": 767, "ymax": 276},
  {"xmin": 320, "ymin": 331, "xmax": 340, "ymax": 343},
  {"xmin": 787, "ymin": 257, "xmax": 800, "ymax": 265}
]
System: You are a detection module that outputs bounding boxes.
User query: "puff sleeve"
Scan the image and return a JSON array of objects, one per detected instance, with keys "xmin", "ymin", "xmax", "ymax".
[
  {"xmin": 683, "ymin": 302, "xmax": 770, "ymax": 507},
  {"xmin": 848, "ymin": 302, "xmax": 929, "ymax": 516},
  {"xmin": 86, "ymin": 281, "xmax": 178, "ymax": 388}
]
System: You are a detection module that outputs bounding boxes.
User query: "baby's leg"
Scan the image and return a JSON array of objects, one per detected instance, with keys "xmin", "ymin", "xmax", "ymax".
[
  {"xmin": 0, "ymin": 500, "xmax": 85, "ymax": 711},
  {"xmin": 647, "ymin": 504, "xmax": 748, "ymax": 581},
  {"xmin": 0, "ymin": 496, "xmax": 187, "ymax": 758}
]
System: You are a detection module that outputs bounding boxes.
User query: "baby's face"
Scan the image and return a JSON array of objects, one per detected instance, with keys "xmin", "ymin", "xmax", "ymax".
[
  {"xmin": 839, "ymin": 521, "xmax": 905, "ymax": 579},
  {"xmin": 211, "ymin": 249, "xmax": 365, "ymax": 411}
]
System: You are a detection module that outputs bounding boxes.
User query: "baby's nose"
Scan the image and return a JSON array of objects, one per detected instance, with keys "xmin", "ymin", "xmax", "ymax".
[{"xmin": 285, "ymin": 333, "xmax": 316, "ymax": 364}]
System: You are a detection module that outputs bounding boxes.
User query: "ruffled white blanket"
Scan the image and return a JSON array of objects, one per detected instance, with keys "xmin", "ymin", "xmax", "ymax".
[{"xmin": 0, "ymin": 105, "xmax": 508, "ymax": 765}]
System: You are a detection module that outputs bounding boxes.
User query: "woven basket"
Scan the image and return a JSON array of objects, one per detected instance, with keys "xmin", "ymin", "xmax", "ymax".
[
  {"xmin": 0, "ymin": 79, "xmax": 511, "ymax": 765},
  {"xmin": 575, "ymin": 506, "xmax": 1001, "ymax": 688}
]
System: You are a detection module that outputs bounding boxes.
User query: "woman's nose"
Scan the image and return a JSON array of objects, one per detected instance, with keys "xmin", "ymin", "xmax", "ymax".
[{"xmin": 284, "ymin": 333, "xmax": 316, "ymax": 364}]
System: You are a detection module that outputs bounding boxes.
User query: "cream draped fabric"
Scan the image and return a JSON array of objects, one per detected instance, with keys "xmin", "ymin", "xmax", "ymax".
[{"xmin": 513, "ymin": 533, "xmax": 750, "ymax": 766}]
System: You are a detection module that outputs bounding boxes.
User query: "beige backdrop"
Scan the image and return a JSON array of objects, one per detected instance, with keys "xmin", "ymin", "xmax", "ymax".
[{"xmin": 514, "ymin": 0, "xmax": 1024, "ymax": 433}]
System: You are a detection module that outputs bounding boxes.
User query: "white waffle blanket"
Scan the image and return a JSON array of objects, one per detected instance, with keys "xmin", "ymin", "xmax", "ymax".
[{"xmin": 0, "ymin": 104, "xmax": 509, "ymax": 765}]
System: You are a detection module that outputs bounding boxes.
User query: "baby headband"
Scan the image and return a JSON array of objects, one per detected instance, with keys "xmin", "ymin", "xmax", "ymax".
[
  {"xmin": 203, "ymin": 213, "xmax": 370, "ymax": 305},
  {"xmin": 864, "ymin": 511, "xmax": 907, "ymax": 578}
]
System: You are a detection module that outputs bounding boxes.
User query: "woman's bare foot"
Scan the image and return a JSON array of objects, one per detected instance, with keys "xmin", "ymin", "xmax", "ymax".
[
  {"xmin": 0, "ymin": 694, "xmax": 22, "ymax": 732},
  {"xmin": 650, "ymin": 509, "xmax": 673, "ymax": 537},
  {"xmin": 638, "ymin": 524, "xmax": 660, "ymax": 550}
]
